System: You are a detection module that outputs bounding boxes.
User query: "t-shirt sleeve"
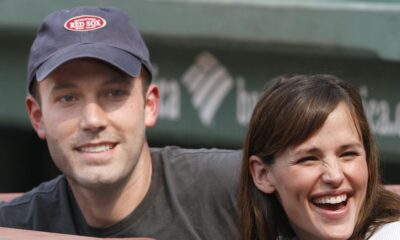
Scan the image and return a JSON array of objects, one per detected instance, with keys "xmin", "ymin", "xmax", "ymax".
[{"xmin": 368, "ymin": 221, "xmax": 400, "ymax": 240}]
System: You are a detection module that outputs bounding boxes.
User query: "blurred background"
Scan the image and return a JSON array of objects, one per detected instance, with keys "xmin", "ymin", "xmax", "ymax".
[{"xmin": 1, "ymin": 0, "xmax": 400, "ymax": 192}]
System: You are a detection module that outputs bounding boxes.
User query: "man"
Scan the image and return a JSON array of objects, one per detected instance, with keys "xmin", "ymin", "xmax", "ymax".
[{"xmin": 0, "ymin": 6, "xmax": 240, "ymax": 239}]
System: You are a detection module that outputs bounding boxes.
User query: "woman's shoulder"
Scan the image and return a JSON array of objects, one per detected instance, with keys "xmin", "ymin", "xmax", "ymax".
[{"xmin": 369, "ymin": 220, "xmax": 400, "ymax": 240}]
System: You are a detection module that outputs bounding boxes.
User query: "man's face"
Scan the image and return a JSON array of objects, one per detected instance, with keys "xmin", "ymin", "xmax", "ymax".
[{"xmin": 27, "ymin": 59, "xmax": 159, "ymax": 190}]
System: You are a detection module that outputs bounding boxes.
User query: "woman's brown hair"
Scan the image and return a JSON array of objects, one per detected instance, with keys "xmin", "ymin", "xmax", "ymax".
[{"xmin": 238, "ymin": 74, "xmax": 400, "ymax": 240}]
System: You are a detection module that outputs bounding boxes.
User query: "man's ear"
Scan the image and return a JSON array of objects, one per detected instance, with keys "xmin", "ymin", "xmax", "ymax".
[
  {"xmin": 144, "ymin": 84, "xmax": 160, "ymax": 128},
  {"xmin": 26, "ymin": 95, "xmax": 46, "ymax": 139},
  {"xmin": 249, "ymin": 155, "xmax": 276, "ymax": 194}
]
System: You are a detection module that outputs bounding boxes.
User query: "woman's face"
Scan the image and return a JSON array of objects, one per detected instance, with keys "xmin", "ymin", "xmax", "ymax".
[{"xmin": 252, "ymin": 103, "xmax": 368, "ymax": 240}]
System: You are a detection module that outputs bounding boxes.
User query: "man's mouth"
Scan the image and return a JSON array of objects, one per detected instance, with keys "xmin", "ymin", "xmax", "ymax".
[
  {"xmin": 311, "ymin": 194, "xmax": 348, "ymax": 211},
  {"xmin": 77, "ymin": 143, "xmax": 116, "ymax": 153}
]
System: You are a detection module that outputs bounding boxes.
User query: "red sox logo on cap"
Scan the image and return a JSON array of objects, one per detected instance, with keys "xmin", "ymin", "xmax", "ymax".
[{"xmin": 64, "ymin": 15, "xmax": 107, "ymax": 31}]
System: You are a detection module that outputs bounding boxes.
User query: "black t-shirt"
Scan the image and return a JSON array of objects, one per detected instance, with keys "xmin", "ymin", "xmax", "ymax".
[{"xmin": 0, "ymin": 147, "xmax": 241, "ymax": 240}]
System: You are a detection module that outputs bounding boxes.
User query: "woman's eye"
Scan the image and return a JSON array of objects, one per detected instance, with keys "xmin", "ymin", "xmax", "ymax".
[
  {"xmin": 296, "ymin": 156, "xmax": 318, "ymax": 164},
  {"xmin": 341, "ymin": 151, "xmax": 359, "ymax": 158}
]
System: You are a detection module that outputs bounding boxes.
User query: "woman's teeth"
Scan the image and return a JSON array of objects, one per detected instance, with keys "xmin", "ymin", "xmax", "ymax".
[{"xmin": 313, "ymin": 194, "xmax": 347, "ymax": 205}]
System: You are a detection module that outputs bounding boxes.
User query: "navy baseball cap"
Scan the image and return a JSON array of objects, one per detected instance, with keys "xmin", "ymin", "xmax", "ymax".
[{"xmin": 27, "ymin": 6, "xmax": 152, "ymax": 94}]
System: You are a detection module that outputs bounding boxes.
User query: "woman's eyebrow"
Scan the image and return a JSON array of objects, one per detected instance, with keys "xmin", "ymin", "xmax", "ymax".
[
  {"xmin": 291, "ymin": 147, "xmax": 320, "ymax": 156},
  {"xmin": 338, "ymin": 143, "xmax": 364, "ymax": 151}
]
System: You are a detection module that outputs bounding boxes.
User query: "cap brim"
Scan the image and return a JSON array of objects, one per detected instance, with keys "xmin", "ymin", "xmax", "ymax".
[{"xmin": 35, "ymin": 43, "xmax": 142, "ymax": 81}]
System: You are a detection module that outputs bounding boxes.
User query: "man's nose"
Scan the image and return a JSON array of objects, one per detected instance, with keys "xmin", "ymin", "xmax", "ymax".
[
  {"xmin": 321, "ymin": 158, "xmax": 345, "ymax": 187},
  {"xmin": 80, "ymin": 102, "xmax": 108, "ymax": 132}
]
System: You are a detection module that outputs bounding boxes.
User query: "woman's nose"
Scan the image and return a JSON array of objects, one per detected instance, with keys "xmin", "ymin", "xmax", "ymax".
[{"xmin": 321, "ymin": 158, "xmax": 345, "ymax": 187}]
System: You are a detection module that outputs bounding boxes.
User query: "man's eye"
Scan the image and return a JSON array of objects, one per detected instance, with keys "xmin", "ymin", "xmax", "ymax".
[
  {"xmin": 59, "ymin": 95, "xmax": 77, "ymax": 103},
  {"xmin": 105, "ymin": 89, "xmax": 128, "ymax": 98}
]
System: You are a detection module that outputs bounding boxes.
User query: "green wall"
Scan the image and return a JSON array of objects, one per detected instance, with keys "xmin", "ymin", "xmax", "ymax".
[{"xmin": 1, "ymin": 0, "xmax": 400, "ymax": 189}]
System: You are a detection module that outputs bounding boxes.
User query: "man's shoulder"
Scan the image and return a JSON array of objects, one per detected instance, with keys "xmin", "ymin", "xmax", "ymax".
[
  {"xmin": 151, "ymin": 146, "xmax": 242, "ymax": 164},
  {"xmin": 150, "ymin": 146, "xmax": 242, "ymax": 190},
  {"xmin": 1, "ymin": 175, "xmax": 66, "ymax": 205},
  {"xmin": 147, "ymin": 147, "xmax": 240, "ymax": 239},
  {"xmin": 0, "ymin": 175, "xmax": 69, "ymax": 226}
]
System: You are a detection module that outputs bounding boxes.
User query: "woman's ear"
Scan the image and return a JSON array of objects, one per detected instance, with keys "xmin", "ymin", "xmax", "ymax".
[
  {"xmin": 249, "ymin": 155, "xmax": 276, "ymax": 194},
  {"xmin": 26, "ymin": 95, "xmax": 46, "ymax": 140}
]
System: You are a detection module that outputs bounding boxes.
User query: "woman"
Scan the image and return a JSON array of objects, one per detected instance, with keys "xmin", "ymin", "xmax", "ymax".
[{"xmin": 239, "ymin": 74, "xmax": 400, "ymax": 240}]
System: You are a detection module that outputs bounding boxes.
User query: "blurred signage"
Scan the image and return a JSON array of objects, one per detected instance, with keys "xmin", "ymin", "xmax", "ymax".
[
  {"xmin": 156, "ymin": 52, "xmax": 258, "ymax": 127},
  {"xmin": 148, "ymin": 47, "xmax": 400, "ymax": 158}
]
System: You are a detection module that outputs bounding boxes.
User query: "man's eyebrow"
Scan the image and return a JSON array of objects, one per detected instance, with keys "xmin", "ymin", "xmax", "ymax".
[
  {"xmin": 50, "ymin": 76, "xmax": 133, "ymax": 91},
  {"xmin": 51, "ymin": 82, "xmax": 77, "ymax": 92},
  {"xmin": 104, "ymin": 76, "xmax": 133, "ymax": 85}
]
